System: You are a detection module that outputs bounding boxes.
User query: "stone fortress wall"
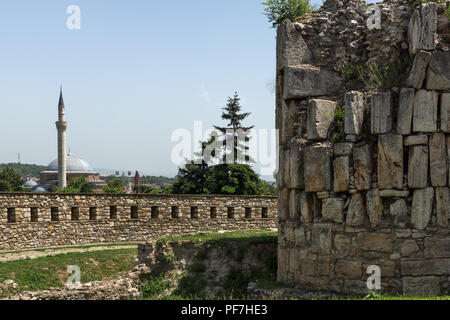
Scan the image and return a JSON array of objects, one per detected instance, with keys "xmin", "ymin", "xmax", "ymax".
[
  {"xmin": 276, "ymin": 0, "xmax": 450, "ymax": 295},
  {"xmin": 0, "ymin": 193, "xmax": 277, "ymax": 250}
]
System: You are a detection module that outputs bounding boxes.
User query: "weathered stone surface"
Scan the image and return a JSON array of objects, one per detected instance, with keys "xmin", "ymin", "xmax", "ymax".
[
  {"xmin": 276, "ymin": 20, "xmax": 312, "ymax": 71},
  {"xmin": 397, "ymin": 88, "xmax": 415, "ymax": 135},
  {"xmin": 448, "ymin": 136, "xmax": 450, "ymax": 186},
  {"xmin": 407, "ymin": 3, "xmax": 437, "ymax": 55},
  {"xmin": 300, "ymin": 191, "xmax": 314, "ymax": 223},
  {"xmin": 304, "ymin": 145, "xmax": 332, "ymax": 192},
  {"xmin": 311, "ymin": 224, "xmax": 332, "ymax": 255},
  {"xmin": 289, "ymin": 189, "xmax": 301, "ymax": 220},
  {"xmin": 283, "ymin": 65, "xmax": 341, "ymax": 99},
  {"xmin": 334, "ymin": 234, "xmax": 352, "ymax": 256},
  {"xmin": 357, "ymin": 233, "xmax": 393, "ymax": 252},
  {"xmin": 406, "ymin": 51, "xmax": 432, "ymax": 89},
  {"xmin": 408, "ymin": 145, "xmax": 429, "ymax": 189},
  {"xmin": 366, "ymin": 189, "xmax": 383, "ymax": 228},
  {"xmin": 277, "ymin": 147, "xmax": 291, "ymax": 188},
  {"xmin": 346, "ymin": 194, "xmax": 366, "ymax": 227},
  {"xmin": 402, "ymin": 276, "xmax": 442, "ymax": 296},
  {"xmin": 413, "ymin": 89, "xmax": 438, "ymax": 133},
  {"xmin": 400, "ymin": 240, "xmax": 420, "ymax": 257},
  {"xmin": 333, "ymin": 156, "xmax": 349, "ymax": 193},
  {"xmin": 378, "ymin": 134, "xmax": 403, "ymax": 190},
  {"xmin": 334, "ymin": 143, "xmax": 353, "ymax": 156},
  {"xmin": 390, "ymin": 199, "xmax": 408, "ymax": 228},
  {"xmin": 379, "ymin": 190, "xmax": 410, "ymax": 198},
  {"xmin": 288, "ymin": 140, "xmax": 305, "ymax": 189},
  {"xmin": 425, "ymin": 237, "xmax": 450, "ymax": 258},
  {"xmin": 278, "ymin": 188, "xmax": 290, "ymax": 221},
  {"xmin": 344, "ymin": 91, "xmax": 365, "ymax": 135},
  {"xmin": 307, "ymin": 99, "xmax": 337, "ymax": 140},
  {"xmin": 429, "ymin": 133, "xmax": 447, "ymax": 187},
  {"xmin": 353, "ymin": 144, "xmax": 373, "ymax": 191},
  {"xmin": 294, "ymin": 227, "xmax": 306, "ymax": 247},
  {"xmin": 435, "ymin": 188, "xmax": 449, "ymax": 228},
  {"xmin": 411, "ymin": 188, "xmax": 434, "ymax": 230},
  {"xmin": 371, "ymin": 92, "xmax": 393, "ymax": 134},
  {"xmin": 401, "ymin": 258, "xmax": 450, "ymax": 276},
  {"xmin": 441, "ymin": 93, "xmax": 450, "ymax": 133},
  {"xmin": 321, "ymin": 198, "xmax": 344, "ymax": 223},
  {"xmin": 404, "ymin": 134, "xmax": 428, "ymax": 146},
  {"xmin": 426, "ymin": 51, "xmax": 450, "ymax": 90},
  {"xmin": 335, "ymin": 260, "xmax": 362, "ymax": 279},
  {"xmin": 280, "ymin": 100, "xmax": 298, "ymax": 145}
]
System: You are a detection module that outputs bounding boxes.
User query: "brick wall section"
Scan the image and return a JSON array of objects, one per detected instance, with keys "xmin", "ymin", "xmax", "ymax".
[
  {"xmin": 0, "ymin": 193, "xmax": 277, "ymax": 250},
  {"xmin": 276, "ymin": 1, "xmax": 450, "ymax": 296}
]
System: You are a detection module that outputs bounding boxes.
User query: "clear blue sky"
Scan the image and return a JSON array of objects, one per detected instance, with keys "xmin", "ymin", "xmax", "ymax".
[{"xmin": 0, "ymin": 0, "xmax": 327, "ymax": 178}]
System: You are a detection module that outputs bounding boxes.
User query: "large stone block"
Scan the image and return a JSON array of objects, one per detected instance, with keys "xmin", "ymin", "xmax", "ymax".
[
  {"xmin": 333, "ymin": 156, "xmax": 349, "ymax": 193},
  {"xmin": 413, "ymin": 89, "xmax": 438, "ymax": 133},
  {"xmin": 304, "ymin": 145, "xmax": 332, "ymax": 192},
  {"xmin": 404, "ymin": 134, "xmax": 428, "ymax": 146},
  {"xmin": 426, "ymin": 51, "xmax": 450, "ymax": 90},
  {"xmin": 307, "ymin": 99, "xmax": 337, "ymax": 140},
  {"xmin": 366, "ymin": 189, "xmax": 383, "ymax": 228},
  {"xmin": 344, "ymin": 91, "xmax": 365, "ymax": 135},
  {"xmin": 378, "ymin": 134, "xmax": 403, "ymax": 190},
  {"xmin": 400, "ymin": 240, "xmax": 420, "ymax": 257},
  {"xmin": 277, "ymin": 147, "xmax": 290, "ymax": 189},
  {"xmin": 401, "ymin": 258, "xmax": 450, "ymax": 276},
  {"xmin": 411, "ymin": 188, "xmax": 434, "ymax": 230},
  {"xmin": 335, "ymin": 260, "xmax": 362, "ymax": 280},
  {"xmin": 371, "ymin": 92, "xmax": 393, "ymax": 134},
  {"xmin": 278, "ymin": 188, "xmax": 290, "ymax": 221},
  {"xmin": 397, "ymin": 88, "xmax": 415, "ymax": 135},
  {"xmin": 448, "ymin": 136, "xmax": 450, "ymax": 186},
  {"xmin": 408, "ymin": 145, "xmax": 429, "ymax": 189},
  {"xmin": 357, "ymin": 232, "xmax": 393, "ymax": 253},
  {"xmin": 353, "ymin": 144, "xmax": 373, "ymax": 191},
  {"xmin": 441, "ymin": 93, "xmax": 450, "ymax": 133},
  {"xmin": 429, "ymin": 133, "xmax": 447, "ymax": 187},
  {"xmin": 287, "ymin": 140, "xmax": 305, "ymax": 189},
  {"xmin": 346, "ymin": 193, "xmax": 366, "ymax": 227},
  {"xmin": 283, "ymin": 65, "xmax": 341, "ymax": 99},
  {"xmin": 435, "ymin": 188, "xmax": 449, "ymax": 228},
  {"xmin": 311, "ymin": 224, "xmax": 332, "ymax": 255},
  {"xmin": 289, "ymin": 189, "xmax": 301, "ymax": 220},
  {"xmin": 407, "ymin": 3, "xmax": 437, "ymax": 55},
  {"xmin": 402, "ymin": 276, "xmax": 442, "ymax": 296},
  {"xmin": 300, "ymin": 191, "xmax": 314, "ymax": 223},
  {"xmin": 334, "ymin": 234, "xmax": 352, "ymax": 256},
  {"xmin": 390, "ymin": 199, "xmax": 408, "ymax": 228},
  {"xmin": 425, "ymin": 236, "xmax": 450, "ymax": 258},
  {"xmin": 406, "ymin": 51, "xmax": 432, "ymax": 89},
  {"xmin": 276, "ymin": 20, "xmax": 312, "ymax": 71},
  {"xmin": 321, "ymin": 198, "xmax": 344, "ymax": 223},
  {"xmin": 280, "ymin": 100, "xmax": 298, "ymax": 145},
  {"xmin": 334, "ymin": 143, "xmax": 353, "ymax": 156}
]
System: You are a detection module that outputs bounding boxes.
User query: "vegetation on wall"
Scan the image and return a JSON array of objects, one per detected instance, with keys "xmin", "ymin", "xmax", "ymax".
[
  {"xmin": 0, "ymin": 163, "xmax": 45, "ymax": 178},
  {"xmin": 0, "ymin": 168, "xmax": 24, "ymax": 192},
  {"xmin": 262, "ymin": 0, "xmax": 313, "ymax": 28},
  {"xmin": 103, "ymin": 178, "xmax": 125, "ymax": 194},
  {"xmin": 330, "ymin": 105, "xmax": 346, "ymax": 144},
  {"xmin": 56, "ymin": 176, "xmax": 95, "ymax": 193}
]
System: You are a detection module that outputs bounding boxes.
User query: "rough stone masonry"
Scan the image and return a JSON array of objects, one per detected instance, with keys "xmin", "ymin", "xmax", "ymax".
[
  {"xmin": 0, "ymin": 193, "xmax": 277, "ymax": 250},
  {"xmin": 276, "ymin": 0, "xmax": 450, "ymax": 296}
]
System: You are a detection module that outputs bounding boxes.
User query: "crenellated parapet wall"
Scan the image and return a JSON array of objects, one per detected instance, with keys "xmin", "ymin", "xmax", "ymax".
[
  {"xmin": 276, "ymin": 0, "xmax": 450, "ymax": 296},
  {"xmin": 0, "ymin": 193, "xmax": 277, "ymax": 250}
]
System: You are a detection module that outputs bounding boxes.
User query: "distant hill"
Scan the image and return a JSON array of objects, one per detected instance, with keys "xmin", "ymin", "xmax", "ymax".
[{"xmin": 0, "ymin": 163, "xmax": 46, "ymax": 178}]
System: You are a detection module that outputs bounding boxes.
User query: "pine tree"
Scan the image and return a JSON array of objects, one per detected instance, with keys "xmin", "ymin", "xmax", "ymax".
[{"xmin": 213, "ymin": 92, "xmax": 254, "ymax": 164}]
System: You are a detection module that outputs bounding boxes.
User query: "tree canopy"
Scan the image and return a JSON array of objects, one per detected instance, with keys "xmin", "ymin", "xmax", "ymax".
[
  {"xmin": 103, "ymin": 179, "xmax": 125, "ymax": 194},
  {"xmin": 0, "ymin": 167, "xmax": 24, "ymax": 192},
  {"xmin": 56, "ymin": 177, "xmax": 95, "ymax": 193}
]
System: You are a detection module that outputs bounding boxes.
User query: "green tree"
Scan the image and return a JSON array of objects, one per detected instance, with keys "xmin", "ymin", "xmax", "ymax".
[
  {"xmin": 204, "ymin": 164, "xmax": 262, "ymax": 195},
  {"xmin": 172, "ymin": 162, "xmax": 208, "ymax": 194},
  {"xmin": 262, "ymin": 0, "xmax": 313, "ymax": 28},
  {"xmin": 0, "ymin": 167, "xmax": 24, "ymax": 192},
  {"xmin": 213, "ymin": 92, "xmax": 254, "ymax": 164},
  {"xmin": 103, "ymin": 179, "xmax": 124, "ymax": 194},
  {"xmin": 57, "ymin": 177, "xmax": 94, "ymax": 193}
]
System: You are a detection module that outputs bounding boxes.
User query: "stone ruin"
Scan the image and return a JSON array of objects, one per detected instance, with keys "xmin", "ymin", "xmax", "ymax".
[{"xmin": 276, "ymin": 0, "xmax": 450, "ymax": 296}]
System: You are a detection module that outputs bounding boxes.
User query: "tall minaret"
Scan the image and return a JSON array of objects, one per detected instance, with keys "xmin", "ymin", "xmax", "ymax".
[{"xmin": 56, "ymin": 86, "xmax": 68, "ymax": 188}]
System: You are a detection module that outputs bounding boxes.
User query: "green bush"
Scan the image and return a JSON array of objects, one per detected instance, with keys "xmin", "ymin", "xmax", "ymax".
[{"xmin": 262, "ymin": 0, "xmax": 313, "ymax": 28}]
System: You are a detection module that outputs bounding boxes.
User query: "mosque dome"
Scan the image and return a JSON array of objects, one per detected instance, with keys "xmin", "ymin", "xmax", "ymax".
[
  {"xmin": 32, "ymin": 185, "xmax": 48, "ymax": 193},
  {"xmin": 45, "ymin": 154, "xmax": 96, "ymax": 173},
  {"xmin": 22, "ymin": 180, "xmax": 38, "ymax": 188}
]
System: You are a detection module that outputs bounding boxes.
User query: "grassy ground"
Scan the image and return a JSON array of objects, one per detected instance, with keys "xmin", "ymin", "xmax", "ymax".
[
  {"xmin": 156, "ymin": 229, "xmax": 277, "ymax": 244},
  {"xmin": 0, "ymin": 248, "xmax": 137, "ymax": 293},
  {"xmin": 0, "ymin": 242, "xmax": 140, "ymax": 255}
]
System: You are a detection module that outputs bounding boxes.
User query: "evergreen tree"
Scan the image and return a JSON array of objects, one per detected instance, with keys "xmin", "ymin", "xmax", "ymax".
[
  {"xmin": 0, "ymin": 167, "xmax": 23, "ymax": 192},
  {"xmin": 213, "ymin": 92, "xmax": 254, "ymax": 164},
  {"xmin": 103, "ymin": 179, "xmax": 125, "ymax": 194}
]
